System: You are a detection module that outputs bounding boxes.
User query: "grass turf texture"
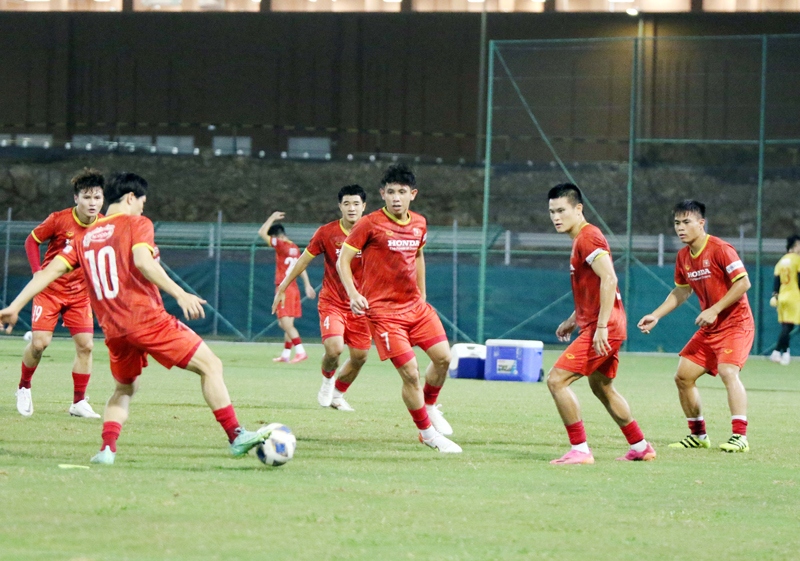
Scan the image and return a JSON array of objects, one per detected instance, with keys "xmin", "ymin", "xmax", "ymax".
[{"xmin": 1, "ymin": 337, "xmax": 799, "ymax": 561}]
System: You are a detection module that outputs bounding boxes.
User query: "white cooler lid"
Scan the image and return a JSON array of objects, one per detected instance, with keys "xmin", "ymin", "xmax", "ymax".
[{"xmin": 485, "ymin": 339, "xmax": 543, "ymax": 349}]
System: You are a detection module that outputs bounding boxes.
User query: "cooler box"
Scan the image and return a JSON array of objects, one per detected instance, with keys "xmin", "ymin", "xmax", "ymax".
[
  {"xmin": 448, "ymin": 343, "xmax": 486, "ymax": 379},
  {"xmin": 484, "ymin": 339, "xmax": 544, "ymax": 382}
]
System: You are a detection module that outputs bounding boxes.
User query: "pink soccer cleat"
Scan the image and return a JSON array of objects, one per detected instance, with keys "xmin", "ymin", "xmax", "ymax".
[
  {"xmin": 272, "ymin": 356, "xmax": 290, "ymax": 363},
  {"xmin": 550, "ymin": 449, "xmax": 595, "ymax": 465},
  {"xmin": 289, "ymin": 353, "xmax": 308, "ymax": 364},
  {"xmin": 616, "ymin": 442, "xmax": 657, "ymax": 461}
]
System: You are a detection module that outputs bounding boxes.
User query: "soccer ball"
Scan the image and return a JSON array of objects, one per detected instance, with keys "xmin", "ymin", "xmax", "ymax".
[{"xmin": 256, "ymin": 423, "xmax": 296, "ymax": 466}]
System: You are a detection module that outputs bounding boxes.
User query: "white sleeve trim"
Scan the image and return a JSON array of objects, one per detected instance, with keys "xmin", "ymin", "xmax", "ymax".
[
  {"xmin": 585, "ymin": 248, "xmax": 607, "ymax": 265},
  {"xmin": 725, "ymin": 260, "xmax": 744, "ymax": 274}
]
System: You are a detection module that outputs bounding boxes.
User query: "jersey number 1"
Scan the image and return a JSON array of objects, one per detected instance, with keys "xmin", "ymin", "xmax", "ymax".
[{"xmin": 85, "ymin": 247, "xmax": 120, "ymax": 300}]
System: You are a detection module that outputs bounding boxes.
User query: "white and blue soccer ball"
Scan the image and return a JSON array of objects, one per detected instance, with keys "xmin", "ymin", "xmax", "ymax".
[{"xmin": 256, "ymin": 423, "xmax": 296, "ymax": 467}]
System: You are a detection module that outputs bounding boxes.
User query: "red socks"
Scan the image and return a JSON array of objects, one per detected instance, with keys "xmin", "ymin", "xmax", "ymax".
[
  {"xmin": 213, "ymin": 405, "xmax": 241, "ymax": 443},
  {"xmin": 19, "ymin": 362, "xmax": 36, "ymax": 389},
  {"xmin": 688, "ymin": 417, "xmax": 707, "ymax": 435},
  {"xmin": 423, "ymin": 383, "xmax": 442, "ymax": 406},
  {"xmin": 408, "ymin": 406, "xmax": 432, "ymax": 430},
  {"xmin": 72, "ymin": 372, "xmax": 90, "ymax": 404},
  {"xmin": 284, "ymin": 341, "xmax": 292, "ymax": 350},
  {"xmin": 334, "ymin": 379, "xmax": 351, "ymax": 394},
  {"xmin": 101, "ymin": 422, "xmax": 122, "ymax": 452},
  {"xmin": 621, "ymin": 420, "xmax": 645, "ymax": 445},
  {"xmin": 322, "ymin": 368, "xmax": 336, "ymax": 379},
  {"xmin": 732, "ymin": 417, "xmax": 748, "ymax": 436},
  {"xmin": 565, "ymin": 421, "xmax": 587, "ymax": 445},
  {"xmin": 291, "ymin": 337, "xmax": 302, "ymax": 347}
]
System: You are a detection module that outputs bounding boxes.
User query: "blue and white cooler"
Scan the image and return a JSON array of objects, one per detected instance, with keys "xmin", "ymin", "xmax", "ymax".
[
  {"xmin": 448, "ymin": 343, "xmax": 486, "ymax": 380},
  {"xmin": 484, "ymin": 339, "xmax": 544, "ymax": 382}
]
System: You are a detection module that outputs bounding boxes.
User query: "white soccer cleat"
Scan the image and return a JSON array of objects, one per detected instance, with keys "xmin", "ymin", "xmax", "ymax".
[
  {"xmin": 770, "ymin": 350, "xmax": 782, "ymax": 363},
  {"xmin": 15, "ymin": 388, "xmax": 33, "ymax": 417},
  {"xmin": 317, "ymin": 376, "xmax": 335, "ymax": 407},
  {"xmin": 90, "ymin": 446, "xmax": 116, "ymax": 465},
  {"xmin": 426, "ymin": 403, "xmax": 453, "ymax": 436},
  {"xmin": 69, "ymin": 399, "xmax": 101, "ymax": 418},
  {"xmin": 780, "ymin": 351, "xmax": 791, "ymax": 366},
  {"xmin": 330, "ymin": 395, "xmax": 355, "ymax": 412},
  {"xmin": 419, "ymin": 432, "xmax": 462, "ymax": 453}
]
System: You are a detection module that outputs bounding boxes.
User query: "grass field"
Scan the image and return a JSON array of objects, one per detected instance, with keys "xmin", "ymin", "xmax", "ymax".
[{"xmin": 1, "ymin": 336, "xmax": 799, "ymax": 561}]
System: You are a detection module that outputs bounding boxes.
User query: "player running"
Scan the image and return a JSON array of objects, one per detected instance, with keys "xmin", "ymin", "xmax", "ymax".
[
  {"xmin": 15, "ymin": 168, "xmax": 104, "ymax": 419},
  {"xmin": 272, "ymin": 185, "xmax": 371, "ymax": 412},
  {"xmin": 337, "ymin": 163, "xmax": 460, "ymax": 453},
  {"xmin": 258, "ymin": 212, "xmax": 316, "ymax": 363},
  {"xmin": 0, "ymin": 172, "xmax": 271, "ymax": 464},
  {"xmin": 638, "ymin": 200, "xmax": 753, "ymax": 453},
  {"xmin": 769, "ymin": 234, "xmax": 800, "ymax": 366},
  {"xmin": 546, "ymin": 183, "xmax": 655, "ymax": 465}
]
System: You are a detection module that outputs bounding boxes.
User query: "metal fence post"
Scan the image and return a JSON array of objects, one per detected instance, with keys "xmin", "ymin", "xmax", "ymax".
[
  {"xmin": 2, "ymin": 208, "xmax": 11, "ymax": 306},
  {"xmin": 213, "ymin": 211, "xmax": 222, "ymax": 337}
]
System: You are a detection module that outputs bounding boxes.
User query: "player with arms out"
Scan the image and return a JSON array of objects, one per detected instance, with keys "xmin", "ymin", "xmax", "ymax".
[
  {"xmin": 638, "ymin": 200, "xmax": 753, "ymax": 453},
  {"xmin": 258, "ymin": 212, "xmax": 316, "ymax": 363},
  {"xmin": 337, "ymin": 164, "xmax": 460, "ymax": 453},
  {"xmin": 0, "ymin": 173, "xmax": 271, "ymax": 464},
  {"xmin": 272, "ymin": 185, "xmax": 371, "ymax": 411},
  {"xmin": 15, "ymin": 168, "xmax": 105, "ymax": 419},
  {"xmin": 547, "ymin": 183, "xmax": 655, "ymax": 465},
  {"xmin": 769, "ymin": 234, "xmax": 800, "ymax": 366}
]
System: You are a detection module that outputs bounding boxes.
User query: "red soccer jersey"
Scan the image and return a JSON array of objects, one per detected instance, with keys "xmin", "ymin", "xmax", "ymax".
[
  {"xmin": 30, "ymin": 208, "xmax": 100, "ymax": 296},
  {"xmin": 343, "ymin": 208, "xmax": 426, "ymax": 314},
  {"xmin": 270, "ymin": 237, "xmax": 302, "ymax": 287},
  {"xmin": 57, "ymin": 213, "xmax": 169, "ymax": 339},
  {"xmin": 674, "ymin": 234, "xmax": 754, "ymax": 334},
  {"xmin": 569, "ymin": 223, "xmax": 626, "ymax": 340},
  {"xmin": 305, "ymin": 219, "xmax": 363, "ymax": 308}
]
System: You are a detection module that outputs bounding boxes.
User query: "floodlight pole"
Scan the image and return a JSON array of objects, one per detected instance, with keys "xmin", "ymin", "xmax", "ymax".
[
  {"xmin": 475, "ymin": 6, "xmax": 488, "ymax": 163},
  {"xmin": 754, "ymin": 35, "xmax": 768, "ymax": 352},
  {"xmin": 623, "ymin": 37, "xmax": 640, "ymax": 352},
  {"xmin": 477, "ymin": 42, "xmax": 495, "ymax": 344}
]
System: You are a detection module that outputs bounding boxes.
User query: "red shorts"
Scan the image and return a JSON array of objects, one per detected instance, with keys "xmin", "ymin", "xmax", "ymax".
[
  {"xmin": 319, "ymin": 302, "xmax": 372, "ymax": 351},
  {"xmin": 679, "ymin": 326, "xmax": 754, "ymax": 376},
  {"xmin": 31, "ymin": 289, "xmax": 94, "ymax": 335},
  {"xmin": 553, "ymin": 330, "xmax": 624, "ymax": 379},
  {"xmin": 275, "ymin": 283, "xmax": 302, "ymax": 319},
  {"xmin": 366, "ymin": 301, "xmax": 448, "ymax": 366},
  {"xmin": 105, "ymin": 316, "xmax": 203, "ymax": 385}
]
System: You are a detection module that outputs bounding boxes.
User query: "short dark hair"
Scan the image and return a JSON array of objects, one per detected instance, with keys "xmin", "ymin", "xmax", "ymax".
[
  {"xmin": 71, "ymin": 168, "xmax": 104, "ymax": 195},
  {"xmin": 547, "ymin": 183, "xmax": 583, "ymax": 206},
  {"xmin": 105, "ymin": 172, "xmax": 148, "ymax": 204},
  {"xmin": 381, "ymin": 163, "xmax": 416, "ymax": 188},
  {"xmin": 787, "ymin": 234, "xmax": 800, "ymax": 252},
  {"xmin": 267, "ymin": 223, "xmax": 285, "ymax": 237},
  {"xmin": 673, "ymin": 200, "xmax": 706, "ymax": 219},
  {"xmin": 338, "ymin": 184, "xmax": 367, "ymax": 203}
]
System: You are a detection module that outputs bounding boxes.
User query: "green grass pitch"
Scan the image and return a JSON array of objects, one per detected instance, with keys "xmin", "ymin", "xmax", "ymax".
[{"xmin": 1, "ymin": 336, "xmax": 799, "ymax": 561}]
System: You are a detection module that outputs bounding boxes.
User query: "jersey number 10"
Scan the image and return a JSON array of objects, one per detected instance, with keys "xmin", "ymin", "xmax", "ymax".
[{"xmin": 85, "ymin": 247, "xmax": 120, "ymax": 300}]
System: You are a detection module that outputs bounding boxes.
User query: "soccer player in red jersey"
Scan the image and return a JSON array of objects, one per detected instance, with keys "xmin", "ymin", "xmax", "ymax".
[
  {"xmin": 0, "ymin": 173, "xmax": 271, "ymax": 464},
  {"xmin": 547, "ymin": 184, "xmax": 655, "ymax": 465},
  {"xmin": 258, "ymin": 212, "xmax": 316, "ymax": 363},
  {"xmin": 15, "ymin": 169, "xmax": 104, "ymax": 419},
  {"xmin": 638, "ymin": 200, "xmax": 753, "ymax": 453},
  {"xmin": 272, "ymin": 185, "xmax": 371, "ymax": 412},
  {"xmin": 337, "ymin": 164, "xmax": 461, "ymax": 453}
]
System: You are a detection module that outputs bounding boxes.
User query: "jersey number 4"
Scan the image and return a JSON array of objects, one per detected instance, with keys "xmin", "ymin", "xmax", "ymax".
[{"xmin": 85, "ymin": 247, "xmax": 120, "ymax": 300}]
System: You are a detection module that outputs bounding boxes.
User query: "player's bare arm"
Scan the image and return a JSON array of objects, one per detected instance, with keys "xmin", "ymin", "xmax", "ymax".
[
  {"xmin": 257, "ymin": 211, "xmax": 285, "ymax": 243},
  {"xmin": 300, "ymin": 269, "xmax": 317, "ymax": 300},
  {"xmin": 590, "ymin": 253, "xmax": 617, "ymax": 356},
  {"xmin": 556, "ymin": 312, "xmax": 577, "ymax": 342},
  {"xmin": 337, "ymin": 245, "xmax": 368, "ymax": 315},
  {"xmin": 132, "ymin": 245, "xmax": 206, "ymax": 321},
  {"xmin": 637, "ymin": 285, "xmax": 693, "ymax": 333},
  {"xmin": 695, "ymin": 275, "xmax": 751, "ymax": 328},
  {"xmin": 416, "ymin": 248, "xmax": 427, "ymax": 303},
  {"xmin": 0, "ymin": 257, "xmax": 70, "ymax": 332},
  {"xmin": 272, "ymin": 250, "xmax": 316, "ymax": 314}
]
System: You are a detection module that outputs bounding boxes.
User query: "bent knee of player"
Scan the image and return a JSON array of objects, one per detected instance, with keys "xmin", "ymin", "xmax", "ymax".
[
  {"xmin": 349, "ymin": 348, "xmax": 368, "ymax": 369},
  {"xmin": 546, "ymin": 367, "xmax": 573, "ymax": 393},
  {"xmin": 397, "ymin": 362, "xmax": 421, "ymax": 385},
  {"xmin": 323, "ymin": 337, "xmax": 345, "ymax": 358},
  {"xmin": 186, "ymin": 343, "xmax": 224, "ymax": 378},
  {"xmin": 74, "ymin": 338, "xmax": 94, "ymax": 356},
  {"xmin": 29, "ymin": 332, "xmax": 52, "ymax": 354}
]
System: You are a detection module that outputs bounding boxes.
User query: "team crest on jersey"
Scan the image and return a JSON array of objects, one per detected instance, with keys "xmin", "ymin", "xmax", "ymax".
[
  {"xmin": 413, "ymin": 227, "xmax": 422, "ymax": 237},
  {"xmin": 83, "ymin": 224, "xmax": 115, "ymax": 247},
  {"xmin": 289, "ymin": 247, "xmax": 299, "ymax": 257},
  {"xmin": 566, "ymin": 353, "xmax": 575, "ymax": 359},
  {"xmin": 703, "ymin": 259, "xmax": 710, "ymax": 266},
  {"xmin": 685, "ymin": 264, "xmax": 691, "ymax": 270},
  {"xmin": 386, "ymin": 230, "xmax": 394, "ymax": 237},
  {"xmin": 66, "ymin": 231, "xmax": 74, "ymax": 238},
  {"xmin": 723, "ymin": 348, "xmax": 733, "ymax": 354},
  {"xmin": 335, "ymin": 241, "xmax": 343, "ymax": 247}
]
